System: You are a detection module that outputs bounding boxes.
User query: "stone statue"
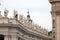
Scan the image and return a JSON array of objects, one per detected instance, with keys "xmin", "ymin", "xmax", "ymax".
[
  {"xmin": 14, "ymin": 9, "xmax": 18, "ymax": 19},
  {"xmin": 4, "ymin": 8, "xmax": 9, "ymax": 17},
  {"xmin": 19, "ymin": 14, "xmax": 23, "ymax": 22}
]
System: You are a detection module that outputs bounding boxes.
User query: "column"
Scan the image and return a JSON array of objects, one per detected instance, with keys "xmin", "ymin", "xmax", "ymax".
[
  {"xmin": 4, "ymin": 35, "xmax": 11, "ymax": 40},
  {"xmin": 4, "ymin": 35, "xmax": 8, "ymax": 40},
  {"xmin": 11, "ymin": 35, "xmax": 18, "ymax": 40}
]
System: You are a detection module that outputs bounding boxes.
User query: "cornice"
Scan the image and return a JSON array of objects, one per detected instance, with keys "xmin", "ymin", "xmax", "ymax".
[{"xmin": 0, "ymin": 23, "xmax": 51, "ymax": 39}]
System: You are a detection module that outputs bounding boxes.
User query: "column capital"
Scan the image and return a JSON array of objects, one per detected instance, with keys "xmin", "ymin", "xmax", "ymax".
[{"xmin": 56, "ymin": 10, "xmax": 60, "ymax": 15}]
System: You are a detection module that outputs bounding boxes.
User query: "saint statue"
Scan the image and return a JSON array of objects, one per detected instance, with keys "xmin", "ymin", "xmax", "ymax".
[
  {"xmin": 14, "ymin": 9, "xmax": 18, "ymax": 19},
  {"xmin": 4, "ymin": 8, "xmax": 9, "ymax": 17}
]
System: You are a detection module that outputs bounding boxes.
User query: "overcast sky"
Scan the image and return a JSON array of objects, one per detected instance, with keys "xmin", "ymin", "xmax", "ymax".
[{"xmin": 0, "ymin": 0, "xmax": 52, "ymax": 31}]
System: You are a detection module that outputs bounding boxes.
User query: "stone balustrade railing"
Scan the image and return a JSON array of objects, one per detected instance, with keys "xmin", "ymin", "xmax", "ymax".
[{"xmin": 19, "ymin": 14, "xmax": 48, "ymax": 35}]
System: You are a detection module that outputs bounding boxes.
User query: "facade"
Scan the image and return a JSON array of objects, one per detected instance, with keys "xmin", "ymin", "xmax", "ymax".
[
  {"xmin": 49, "ymin": 0, "xmax": 60, "ymax": 40},
  {"xmin": 0, "ymin": 8, "xmax": 51, "ymax": 40}
]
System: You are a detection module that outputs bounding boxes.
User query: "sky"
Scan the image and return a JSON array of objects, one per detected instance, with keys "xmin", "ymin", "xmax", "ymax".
[{"xmin": 0, "ymin": 0, "xmax": 52, "ymax": 31}]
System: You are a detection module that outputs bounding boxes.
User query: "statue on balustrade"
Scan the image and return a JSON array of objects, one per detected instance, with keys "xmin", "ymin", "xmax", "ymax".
[
  {"xmin": 4, "ymin": 8, "xmax": 9, "ymax": 18},
  {"xmin": 14, "ymin": 9, "xmax": 18, "ymax": 19}
]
